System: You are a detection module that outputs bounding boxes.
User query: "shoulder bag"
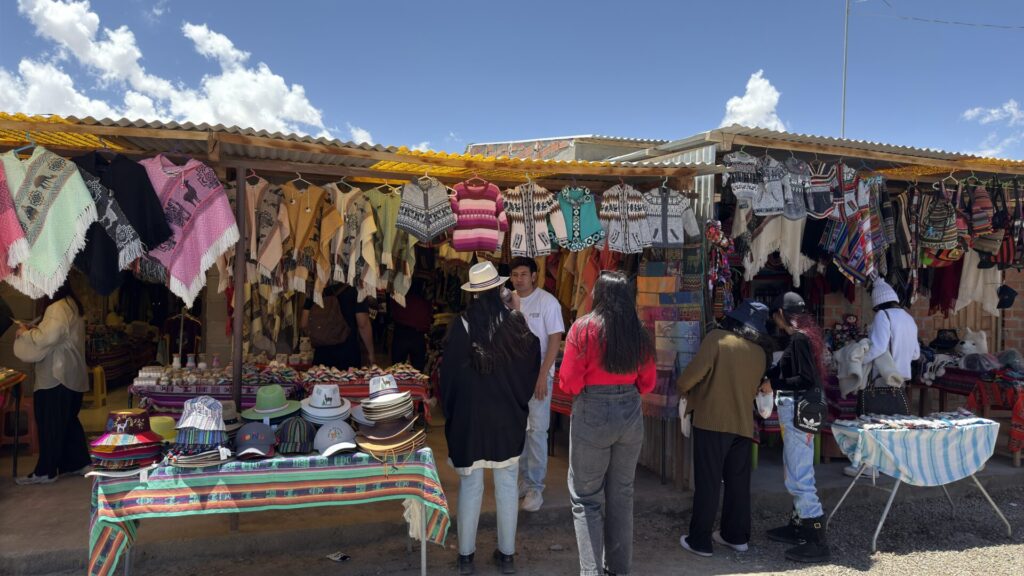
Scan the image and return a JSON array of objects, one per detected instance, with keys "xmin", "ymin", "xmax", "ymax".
[{"xmin": 856, "ymin": 311, "xmax": 911, "ymax": 416}]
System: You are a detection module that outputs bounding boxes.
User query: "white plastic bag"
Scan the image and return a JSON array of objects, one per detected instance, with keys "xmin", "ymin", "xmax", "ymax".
[
  {"xmin": 678, "ymin": 397, "xmax": 692, "ymax": 438},
  {"xmin": 755, "ymin": 391, "xmax": 774, "ymax": 419}
]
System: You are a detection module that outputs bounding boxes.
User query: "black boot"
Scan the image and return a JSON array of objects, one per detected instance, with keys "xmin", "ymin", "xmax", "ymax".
[
  {"xmin": 493, "ymin": 549, "xmax": 516, "ymax": 574},
  {"xmin": 785, "ymin": 516, "xmax": 831, "ymax": 563},
  {"xmin": 457, "ymin": 553, "xmax": 475, "ymax": 575},
  {"xmin": 767, "ymin": 509, "xmax": 805, "ymax": 545}
]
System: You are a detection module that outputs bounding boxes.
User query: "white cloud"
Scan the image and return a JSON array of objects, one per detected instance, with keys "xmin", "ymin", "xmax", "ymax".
[
  {"xmin": 149, "ymin": 0, "xmax": 168, "ymax": 19},
  {"xmin": 347, "ymin": 123, "xmax": 374, "ymax": 145},
  {"xmin": 4, "ymin": 0, "xmax": 328, "ymax": 136},
  {"xmin": 965, "ymin": 132, "xmax": 1022, "ymax": 158},
  {"xmin": 720, "ymin": 70, "xmax": 786, "ymax": 131},
  {"xmin": 410, "ymin": 141, "xmax": 430, "ymax": 152},
  {"xmin": 963, "ymin": 99, "xmax": 1024, "ymax": 127}
]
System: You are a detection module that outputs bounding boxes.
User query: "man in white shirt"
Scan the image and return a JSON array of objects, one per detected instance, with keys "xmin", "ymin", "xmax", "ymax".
[{"xmin": 509, "ymin": 257, "xmax": 564, "ymax": 512}]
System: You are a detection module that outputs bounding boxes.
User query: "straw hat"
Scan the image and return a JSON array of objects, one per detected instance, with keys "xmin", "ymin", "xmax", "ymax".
[{"xmin": 461, "ymin": 261, "xmax": 508, "ymax": 292}]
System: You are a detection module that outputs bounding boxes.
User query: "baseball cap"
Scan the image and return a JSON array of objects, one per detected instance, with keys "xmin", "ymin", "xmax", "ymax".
[
  {"xmin": 314, "ymin": 421, "xmax": 357, "ymax": 457},
  {"xmin": 276, "ymin": 416, "xmax": 315, "ymax": 455},
  {"xmin": 236, "ymin": 422, "xmax": 276, "ymax": 459},
  {"xmin": 771, "ymin": 292, "xmax": 806, "ymax": 315}
]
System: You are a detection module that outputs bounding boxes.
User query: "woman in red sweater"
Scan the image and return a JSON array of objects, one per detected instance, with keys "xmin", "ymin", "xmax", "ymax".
[{"xmin": 559, "ymin": 271, "xmax": 656, "ymax": 576}]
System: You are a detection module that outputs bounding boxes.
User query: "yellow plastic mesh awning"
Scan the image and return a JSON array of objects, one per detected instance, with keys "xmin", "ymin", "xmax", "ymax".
[{"xmin": 0, "ymin": 113, "xmax": 127, "ymax": 151}]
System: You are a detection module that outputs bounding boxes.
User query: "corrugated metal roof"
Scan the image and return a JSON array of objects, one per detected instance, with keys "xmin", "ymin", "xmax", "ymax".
[{"xmin": 467, "ymin": 134, "xmax": 668, "ymax": 147}]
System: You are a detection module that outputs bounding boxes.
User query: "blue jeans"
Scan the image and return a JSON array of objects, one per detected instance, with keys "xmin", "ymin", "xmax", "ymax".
[
  {"xmin": 568, "ymin": 385, "xmax": 644, "ymax": 576},
  {"xmin": 777, "ymin": 395, "xmax": 824, "ymax": 519},
  {"xmin": 457, "ymin": 463, "xmax": 519, "ymax": 557},
  {"xmin": 520, "ymin": 374, "xmax": 553, "ymax": 493}
]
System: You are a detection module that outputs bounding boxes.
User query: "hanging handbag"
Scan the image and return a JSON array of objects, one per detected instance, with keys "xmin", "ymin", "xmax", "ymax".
[
  {"xmin": 969, "ymin": 184, "xmax": 995, "ymax": 236},
  {"xmin": 918, "ymin": 184, "xmax": 958, "ymax": 250},
  {"xmin": 856, "ymin": 311, "xmax": 911, "ymax": 416}
]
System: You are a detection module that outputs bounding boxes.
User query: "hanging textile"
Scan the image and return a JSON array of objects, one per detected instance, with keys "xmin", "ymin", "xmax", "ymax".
[
  {"xmin": 449, "ymin": 179, "xmax": 508, "ymax": 252},
  {"xmin": 753, "ymin": 155, "xmax": 786, "ymax": 216},
  {"xmin": 552, "ymin": 186, "xmax": 601, "ymax": 252},
  {"xmin": 643, "ymin": 186, "xmax": 699, "ymax": 248},
  {"xmin": 333, "ymin": 186, "xmax": 378, "ymax": 302},
  {"xmin": 364, "ymin": 185, "xmax": 402, "ymax": 267},
  {"xmin": 806, "ymin": 161, "xmax": 837, "ymax": 219},
  {"xmin": 598, "ymin": 183, "xmax": 652, "ymax": 254},
  {"xmin": 503, "ymin": 181, "xmax": 567, "ymax": 257},
  {"xmin": 722, "ymin": 151, "xmax": 760, "ymax": 204},
  {"xmin": 0, "ymin": 164, "xmax": 28, "ymax": 282},
  {"xmin": 956, "ymin": 249, "xmax": 1001, "ymax": 316},
  {"xmin": 737, "ymin": 203, "xmax": 813, "ymax": 287},
  {"xmin": 138, "ymin": 155, "xmax": 239, "ymax": 308},
  {"xmin": 782, "ymin": 157, "xmax": 810, "ymax": 220},
  {"xmin": 396, "ymin": 176, "xmax": 456, "ymax": 242},
  {"xmin": 1, "ymin": 147, "xmax": 97, "ymax": 298},
  {"xmin": 73, "ymin": 167, "xmax": 145, "ymax": 295}
]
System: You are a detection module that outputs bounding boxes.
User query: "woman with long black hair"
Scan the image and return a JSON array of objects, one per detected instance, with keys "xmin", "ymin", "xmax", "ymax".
[
  {"xmin": 442, "ymin": 261, "xmax": 540, "ymax": 575},
  {"xmin": 559, "ymin": 271, "xmax": 656, "ymax": 576},
  {"xmin": 13, "ymin": 282, "xmax": 91, "ymax": 484},
  {"xmin": 764, "ymin": 292, "xmax": 831, "ymax": 563}
]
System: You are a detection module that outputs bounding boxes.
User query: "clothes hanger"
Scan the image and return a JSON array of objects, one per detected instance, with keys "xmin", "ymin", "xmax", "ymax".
[
  {"xmin": 464, "ymin": 172, "xmax": 488, "ymax": 186},
  {"xmin": 288, "ymin": 171, "xmax": 311, "ymax": 191},
  {"xmin": 12, "ymin": 132, "xmax": 36, "ymax": 155},
  {"xmin": 96, "ymin": 137, "xmax": 117, "ymax": 161},
  {"xmin": 417, "ymin": 170, "xmax": 433, "ymax": 184},
  {"xmin": 334, "ymin": 175, "xmax": 358, "ymax": 192},
  {"xmin": 245, "ymin": 168, "xmax": 262, "ymax": 186}
]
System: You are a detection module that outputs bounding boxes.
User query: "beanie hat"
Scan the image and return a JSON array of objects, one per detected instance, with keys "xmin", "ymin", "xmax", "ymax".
[{"xmin": 872, "ymin": 279, "xmax": 899, "ymax": 308}]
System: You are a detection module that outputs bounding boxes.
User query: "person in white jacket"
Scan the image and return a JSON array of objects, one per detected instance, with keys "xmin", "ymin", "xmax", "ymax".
[{"xmin": 13, "ymin": 284, "xmax": 91, "ymax": 485}]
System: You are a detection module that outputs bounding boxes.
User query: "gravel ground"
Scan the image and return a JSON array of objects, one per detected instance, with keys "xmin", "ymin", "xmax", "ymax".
[{"xmin": 91, "ymin": 487, "xmax": 1024, "ymax": 576}]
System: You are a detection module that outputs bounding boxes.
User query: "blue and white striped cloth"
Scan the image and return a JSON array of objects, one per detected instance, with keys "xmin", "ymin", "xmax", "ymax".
[{"xmin": 831, "ymin": 419, "xmax": 999, "ymax": 487}]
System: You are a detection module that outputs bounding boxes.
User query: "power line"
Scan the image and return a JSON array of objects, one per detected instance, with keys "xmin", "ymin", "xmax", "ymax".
[{"xmin": 857, "ymin": 10, "xmax": 1024, "ymax": 31}]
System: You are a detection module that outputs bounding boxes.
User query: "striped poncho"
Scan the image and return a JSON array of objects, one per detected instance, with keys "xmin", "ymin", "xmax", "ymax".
[{"xmin": 1, "ymin": 147, "xmax": 97, "ymax": 297}]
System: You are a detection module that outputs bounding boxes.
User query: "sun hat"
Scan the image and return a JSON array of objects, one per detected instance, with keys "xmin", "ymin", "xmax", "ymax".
[
  {"xmin": 221, "ymin": 400, "xmax": 243, "ymax": 432},
  {"xmin": 314, "ymin": 421, "xmax": 358, "ymax": 457},
  {"xmin": 770, "ymin": 292, "xmax": 806, "ymax": 315},
  {"xmin": 241, "ymin": 384, "xmax": 300, "ymax": 422},
  {"xmin": 871, "ymin": 279, "xmax": 900, "ymax": 308},
  {"xmin": 461, "ymin": 261, "xmax": 508, "ymax": 292},
  {"xmin": 276, "ymin": 416, "xmax": 316, "ymax": 455},
  {"xmin": 91, "ymin": 409, "xmax": 165, "ymax": 448},
  {"xmin": 236, "ymin": 422, "xmax": 276, "ymax": 459},
  {"xmin": 356, "ymin": 428, "xmax": 426, "ymax": 459},
  {"xmin": 350, "ymin": 405, "xmax": 374, "ymax": 428},
  {"xmin": 364, "ymin": 415, "xmax": 417, "ymax": 441},
  {"xmin": 301, "ymin": 384, "xmax": 351, "ymax": 419},
  {"xmin": 725, "ymin": 300, "xmax": 769, "ymax": 335},
  {"xmin": 177, "ymin": 396, "xmax": 225, "ymax": 431},
  {"xmin": 149, "ymin": 416, "xmax": 177, "ymax": 443}
]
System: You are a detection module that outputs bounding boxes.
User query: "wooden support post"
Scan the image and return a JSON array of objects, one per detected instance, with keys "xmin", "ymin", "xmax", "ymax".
[{"xmin": 231, "ymin": 166, "xmax": 247, "ymax": 409}]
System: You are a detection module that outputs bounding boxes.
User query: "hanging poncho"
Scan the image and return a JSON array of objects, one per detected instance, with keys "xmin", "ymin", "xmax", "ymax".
[
  {"xmin": 139, "ymin": 155, "xmax": 239, "ymax": 308},
  {"xmin": 1, "ymin": 148, "xmax": 97, "ymax": 298},
  {"xmin": 74, "ymin": 168, "xmax": 146, "ymax": 294},
  {"xmin": 0, "ymin": 164, "xmax": 28, "ymax": 282}
]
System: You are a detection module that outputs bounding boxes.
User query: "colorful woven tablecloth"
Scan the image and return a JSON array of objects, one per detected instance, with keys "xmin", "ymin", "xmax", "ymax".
[
  {"xmin": 831, "ymin": 418, "xmax": 998, "ymax": 487},
  {"xmin": 89, "ymin": 448, "xmax": 450, "ymax": 576},
  {"xmin": 967, "ymin": 378, "xmax": 1024, "ymax": 454}
]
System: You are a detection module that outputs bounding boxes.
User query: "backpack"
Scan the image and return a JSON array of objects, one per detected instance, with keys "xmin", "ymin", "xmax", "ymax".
[
  {"xmin": 307, "ymin": 293, "xmax": 351, "ymax": 347},
  {"xmin": 969, "ymin": 185, "xmax": 994, "ymax": 237},
  {"xmin": 918, "ymin": 184, "xmax": 959, "ymax": 251}
]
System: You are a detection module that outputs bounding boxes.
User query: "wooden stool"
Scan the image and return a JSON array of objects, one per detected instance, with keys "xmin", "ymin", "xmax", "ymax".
[
  {"xmin": 83, "ymin": 366, "xmax": 107, "ymax": 407},
  {"xmin": 0, "ymin": 396, "xmax": 38, "ymax": 455}
]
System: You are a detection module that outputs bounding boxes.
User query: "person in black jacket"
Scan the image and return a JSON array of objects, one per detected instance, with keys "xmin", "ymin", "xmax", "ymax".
[
  {"xmin": 441, "ymin": 262, "xmax": 540, "ymax": 575},
  {"xmin": 764, "ymin": 292, "xmax": 831, "ymax": 563}
]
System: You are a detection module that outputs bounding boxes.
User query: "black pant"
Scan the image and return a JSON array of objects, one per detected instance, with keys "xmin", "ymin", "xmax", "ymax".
[
  {"xmin": 689, "ymin": 427, "xmax": 752, "ymax": 552},
  {"xmin": 391, "ymin": 325, "xmax": 426, "ymax": 371},
  {"xmin": 33, "ymin": 385, "xmax": 91, "ymax": 478}
]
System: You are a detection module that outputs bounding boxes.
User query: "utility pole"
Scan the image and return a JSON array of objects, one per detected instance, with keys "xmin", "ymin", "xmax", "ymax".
[{"xmin": 841, "ymin": 0, "xmax": 851, "ymax": 137}]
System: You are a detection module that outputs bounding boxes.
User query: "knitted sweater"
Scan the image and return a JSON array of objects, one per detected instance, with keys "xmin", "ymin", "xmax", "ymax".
[
  {"xmin": 504, "ymin": 182, "xmax": 567, "ymax": 257},
  {"xmin": 449, "ymin": 179, "xmax": 508, "ymax": 252},
  {"xmin": 552, "ymin": 186, "xmax": 602, "ymax": 252},
  {"xmin": 396, "ymin": 177, "xmax": 456, "ymax": 242},
  {"xmin": 598, "ymin": 183, "xmax": 651, "ymax": 254},
  {"xmin": 643, "ymin": 187, "xmax": 699, "ymax": 247}
]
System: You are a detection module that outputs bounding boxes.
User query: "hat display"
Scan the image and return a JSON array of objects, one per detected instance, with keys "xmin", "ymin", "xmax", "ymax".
[
  {"xmin": 726, "ymin": 300, "xmax": 769, "ymax": 335},
  {"xmin": 241, "ymin": 384, "xmax": 300, "ymax": 422},
  {"xmin": 361, "ymin": 375, "xmax": 413, "ymax": 423},
  {"xmin": 461, "ymin": 261, "xmax": 508, "ymax": 292},
  {"xmin": 177, "ymin": 396, "xmax": 225, "ymax": 431},
  {"xmin": 276, "ymin": 416, "xmax": 316, "ymax": 455},
  {"xmin": 89, "ymin": 409, "xmax": 164, "ymax": 471},
  {"xmin": 168, "ymin": 396, "xmax": 231, "ymax": 467},
  {"xmin": 314, "ymin": 421, "xmax": 357, "ymax": 457},
  {"xmin": 236, "ymin": 422, "xmax": 277, "ymax": 459},
  {"xmin": 149, "ymin": 416, "xmax": 177, "ymax": 443},
  {"xmin": 771, "ymin": 292, "xmax": 806, "ymax": 315},
  {"xmin": 301, "ymin": 383, "xmax": 352, "ymax": 424},
  {"xmin": 356, "ymin": 428, "xmax": 426, "ymax": 460},
  {"xmin": 871, "ymin": 279, "xmax": 900, "ymax": 308}
]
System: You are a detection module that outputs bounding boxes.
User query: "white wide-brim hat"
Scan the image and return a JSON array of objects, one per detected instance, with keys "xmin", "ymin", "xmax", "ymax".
[
  {"xmin": 301, "ymin": 396, "xmax": 351, "ymax": 418},
  {"xmin": 461, "ymin": 261, "xmax": 508, "ymax": 292}
]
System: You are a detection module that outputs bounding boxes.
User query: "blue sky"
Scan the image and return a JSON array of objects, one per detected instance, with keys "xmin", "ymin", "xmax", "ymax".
[{"xmin": 1, "ymin": 0, "xmax": 1023, "ymax": 158}]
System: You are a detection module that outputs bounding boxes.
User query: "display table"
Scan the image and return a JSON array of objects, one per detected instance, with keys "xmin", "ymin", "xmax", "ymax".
[
  {"xmin": 129, "ymin": 381, "xmax": 303, "ymax": 416},
  {"xmin": 0, "ymin": 368, "xmax": 27, "ymax": 479},
  {"xmin": 967, "ymin": 376, "xmax": 1024, "ymax": 467},
  {"xmin": 89, "ymin": 448, "xmax": 450, "ymax": 576},
  {"xmin": 828, "ymin": 416, "xmax": 1012, "ymax": 552}
]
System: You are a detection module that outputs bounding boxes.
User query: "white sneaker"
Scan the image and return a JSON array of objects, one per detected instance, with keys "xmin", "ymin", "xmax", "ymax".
[
  {"xmin": 843, "ymin": 464, "xmax": 877, "ymax": 479},
  {"xmin": 679, "ymin": 535, "xmax": 712, "ymax": 557},
  {"xmin": 712, "ymin": 530, "xmax": 748, "ymax": 552},
  {"xmin": 521, "ymin": 489, "xmax": 543, "ymax": 512},
  {"xmin": 518, "ymin": 483, "xmax": 528, "ymax": 499},
  {"xmin": 15, "ymin": 473, "xmax": 57, "ymax": 485}
]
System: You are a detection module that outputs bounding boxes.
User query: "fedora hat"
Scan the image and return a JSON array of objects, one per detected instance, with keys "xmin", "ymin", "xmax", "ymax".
[
  {"xmin": 91, "ymin": 409, "xmax": 164, "ymax": 448},
  {"xmin": 364, "ymin": 415, "xmax": 417, "ymax": 441},
  {"xmin": 301, "ymin": 384, "xmax": 351, "ymax": 418},
  {"xmin": 241, "ymin": 384, "xmax": 300, "ymax": 422},
  {"xmin": 461, "ymin": 261, "xmax": 508, "ymax": 292},
  {"xmin": 356, "ymin": 428, "xmax": 426, "ymax": 459},
  {"xmin": 221, "ymin": 400, "xmax": 243, "ymax": 432}
]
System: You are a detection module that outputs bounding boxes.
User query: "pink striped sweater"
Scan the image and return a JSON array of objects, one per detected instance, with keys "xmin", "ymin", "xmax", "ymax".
[{"xmin": 450, "ymin": 180, "xmax": 508, "ymax": 252}]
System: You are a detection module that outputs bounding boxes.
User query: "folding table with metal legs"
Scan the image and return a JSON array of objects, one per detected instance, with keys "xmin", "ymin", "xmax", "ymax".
[{"xmin": 827, "ymin": 463, "xmax": 1013, "ymax": 553}]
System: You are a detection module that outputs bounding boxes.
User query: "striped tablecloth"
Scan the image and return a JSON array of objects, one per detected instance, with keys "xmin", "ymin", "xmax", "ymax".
[
  {"xmin": 88, "ymin": 448, "xmax": 450, "ymax": 576},
  {"xmin": 831, "ymin": 419, "xmax": 999, "ymax": 487}
]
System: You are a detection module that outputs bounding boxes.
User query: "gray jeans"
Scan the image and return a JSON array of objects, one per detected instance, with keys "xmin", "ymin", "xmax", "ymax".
[{"xmin": 568, "ymin": 385, "xmax": 644, "ymax": 576}]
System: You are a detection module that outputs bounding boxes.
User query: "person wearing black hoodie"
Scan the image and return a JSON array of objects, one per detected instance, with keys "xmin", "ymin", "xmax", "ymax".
[{"xmin": 441, "ymin": 262, "xmax": 540, "ymax": 575}]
